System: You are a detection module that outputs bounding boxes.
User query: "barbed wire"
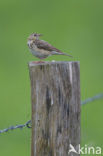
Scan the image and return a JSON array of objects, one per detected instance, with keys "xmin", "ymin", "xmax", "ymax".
[
  {"xmin": 81, "ymin": 93, "xmax": 103, "ymax": 105},
  {"xmin": 0, "ymin": 120, "xmax": 31, "ymax": 134},
  {"xmin": 0, "ymin": 93, "xmax": 103, "ymax": 134}
]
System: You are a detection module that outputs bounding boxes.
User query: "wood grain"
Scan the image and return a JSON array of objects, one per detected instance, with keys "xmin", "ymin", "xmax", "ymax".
[{"xmin": 29, "ymin": 61, "xmax": 81, "ymax": 156}]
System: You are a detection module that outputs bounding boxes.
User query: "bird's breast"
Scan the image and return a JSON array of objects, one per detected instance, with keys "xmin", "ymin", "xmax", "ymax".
[
  {"xmin": 27, "ymin": 40, "xmax": 51, "ymax": 59},
  {"xmin": 27, "ymin": 40, "xmax": 34, "ymax": 49}
]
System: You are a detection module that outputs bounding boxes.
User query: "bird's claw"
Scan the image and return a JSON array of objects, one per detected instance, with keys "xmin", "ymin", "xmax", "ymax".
[{"xmin": 31, "ymin": 61, "xmax": 45, "ymax": 64}]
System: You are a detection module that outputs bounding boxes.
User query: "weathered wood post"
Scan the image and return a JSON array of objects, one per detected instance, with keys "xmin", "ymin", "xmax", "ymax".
[{"xmin": 29, "ymin": 61, "xmax": 80, "ymax": 156}]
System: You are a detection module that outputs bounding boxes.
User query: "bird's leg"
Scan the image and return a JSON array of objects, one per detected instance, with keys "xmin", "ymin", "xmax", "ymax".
[
  {"xmin": 31, "ymin": 59, "xmax": 45, "ymax": 64},
  {"xmin": 31, "ymin": 61, "xmax": 45, "ymax": 64}
]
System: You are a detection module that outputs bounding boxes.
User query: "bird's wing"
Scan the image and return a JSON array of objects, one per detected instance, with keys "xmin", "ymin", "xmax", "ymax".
[{"xmin": 34, "ymin": 39, "xmax": 63, "ymax": 53}]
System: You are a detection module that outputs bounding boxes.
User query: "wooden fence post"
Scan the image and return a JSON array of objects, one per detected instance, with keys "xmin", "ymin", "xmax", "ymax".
[{"xmin": 29, "ymin": 61, "xmax": 80, "ymax": 156}]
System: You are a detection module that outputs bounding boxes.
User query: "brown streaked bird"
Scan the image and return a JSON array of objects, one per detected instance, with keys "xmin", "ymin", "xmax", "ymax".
[{"xmin": 27, "ymin": 33, "xmax": 72, "ymax": 60}]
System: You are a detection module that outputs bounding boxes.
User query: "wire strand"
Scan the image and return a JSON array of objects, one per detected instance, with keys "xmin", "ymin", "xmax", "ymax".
[{"xmin": 0, "ymin": 93, "xmax": 103, "ymax": 134}]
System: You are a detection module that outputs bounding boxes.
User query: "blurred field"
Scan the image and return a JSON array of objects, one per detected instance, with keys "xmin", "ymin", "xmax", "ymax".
[{"xmin": 0, "ymin": 0, "xmax": 103, "ymax": 155}]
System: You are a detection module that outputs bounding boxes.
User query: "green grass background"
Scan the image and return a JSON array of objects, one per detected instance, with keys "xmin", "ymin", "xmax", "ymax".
[{"xmin": 0, "ymin": 0, "xmax": 103, "ymax": 155}]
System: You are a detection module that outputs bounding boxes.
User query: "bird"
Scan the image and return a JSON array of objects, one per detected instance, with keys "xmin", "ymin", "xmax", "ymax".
[{"xmin": 27, "ymin": 33, "xmax": 72, "ymax": 60}]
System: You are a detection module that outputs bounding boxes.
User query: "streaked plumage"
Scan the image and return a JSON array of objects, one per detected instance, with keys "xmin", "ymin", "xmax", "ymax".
[{"xmin": 27, "ymin": 33, "xmax": 72, "ymax": 59}]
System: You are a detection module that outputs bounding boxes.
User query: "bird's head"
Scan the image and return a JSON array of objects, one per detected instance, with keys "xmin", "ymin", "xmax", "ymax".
[{"xmin": 28, "ymin": 33, "xmax": 42, "ymax": 41}]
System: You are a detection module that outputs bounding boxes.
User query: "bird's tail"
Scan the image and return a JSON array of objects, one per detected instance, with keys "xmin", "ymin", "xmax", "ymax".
[
  {"xmin": 52, "ymin": 51, "xmax": 73, "ymax": 57},
  {"xmin": 62, "ymin": 52, "xmax": 73, "ymax": 57}
]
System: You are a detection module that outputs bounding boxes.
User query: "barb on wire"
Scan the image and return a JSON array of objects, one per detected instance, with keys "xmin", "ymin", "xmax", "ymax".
[
  {"xmin": 0, "ymin": 120, "xmax": 31, "ymax": 134},
  {"xmin": 0, "ymin": 93, "xmax": 103, "ymax": 134}
]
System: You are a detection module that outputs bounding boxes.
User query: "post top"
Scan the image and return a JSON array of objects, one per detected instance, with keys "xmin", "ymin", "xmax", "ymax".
[{"xmin": 28, "ymin": 61, "xmax": 79, "ymax": 67}]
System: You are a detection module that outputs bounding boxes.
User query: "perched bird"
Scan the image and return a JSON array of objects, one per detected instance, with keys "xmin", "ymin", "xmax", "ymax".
[{"xmin": 27, "ymin": 33, "xmax": 72, "ymax": 60}]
